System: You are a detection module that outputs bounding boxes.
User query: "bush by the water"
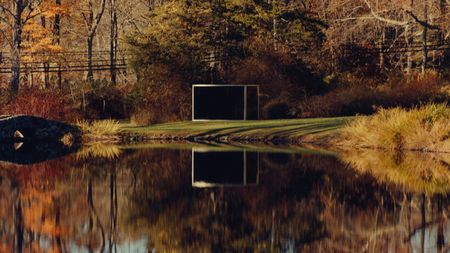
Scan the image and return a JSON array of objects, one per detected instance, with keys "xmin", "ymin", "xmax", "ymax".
[
  {"xmin": 128, "ymin": 66, "xmax": 191, "ymax": 125},
  {"xmin": 340, "ymin": 104, "xmax": 450, "ymax": 152},
  {"xmin": 297, "ymin": 72, "xmax": 449, "ymax": 118},
  {"xmin": 84, "ymin": 84, "xmax": 130, "ymax": 120},
  {"xmin": 262, "ymin": 99, "xmax": 295, "ymax": 119}
]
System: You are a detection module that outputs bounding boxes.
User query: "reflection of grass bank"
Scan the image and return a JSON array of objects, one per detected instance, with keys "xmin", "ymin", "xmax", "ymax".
[
  {"xmin": 341, "ymin": 149, "xmax": 450, "ymax": 195},
  {"xmin": 340, "ymin": 104, "xmax": 450, "ymax": 152},
  {"xmin": 76, "ymin": 142, "xmax": 122, "ymax": 160}
]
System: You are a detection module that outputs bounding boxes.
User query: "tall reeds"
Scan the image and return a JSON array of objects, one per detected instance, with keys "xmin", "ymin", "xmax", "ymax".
[
  {"xmin": 77, "ymin": 119, "xmax": 122, "ymax": 141},
  {"xmin": 340, "ymin": 104, "xmax": 450, "ymax": 152}
]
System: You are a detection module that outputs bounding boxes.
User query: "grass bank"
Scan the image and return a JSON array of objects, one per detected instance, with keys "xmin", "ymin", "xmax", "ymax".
[
  {"xmin": 78, "ymin": 104, "xmax": 450, "ymax": 154},
  {"xmin": 120, "ymin": 117, "xmax": 352, "ymax": 143}
]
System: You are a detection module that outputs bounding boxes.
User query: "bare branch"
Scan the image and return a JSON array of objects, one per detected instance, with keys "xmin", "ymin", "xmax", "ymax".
[
  {"xmin": 362, "ymin": 0, "xmax": 408, "ymax": 26},
  {"xmin": 90, "ymin": 0, "xmax": 107, "ymax": 36},
  {"xmin": 334, "ymin": 16, "xmax": 376, "ymax": 22},
  {"xmin": 0, "ymin": 29, "xmax": 13, "ymax": 48},
  {"xmin": 0, "ymin": 14, "xmax": 13, "ymax": 28},
  {"xmin": 0, "ymin": 3, "xmax": 16, "ymax": 18},
  {"xmin": 82, "ymin": 12, "xmax": 90, "ymax": 27},
  {"xmin": 406, "ymin": 10, "xmax": 441, "ymax": 30}
]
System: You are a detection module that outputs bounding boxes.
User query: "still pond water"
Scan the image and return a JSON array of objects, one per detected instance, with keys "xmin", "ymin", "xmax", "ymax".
[{"xmin": 0, "ymin": 142, "xmax": 450, "ymax": 253}]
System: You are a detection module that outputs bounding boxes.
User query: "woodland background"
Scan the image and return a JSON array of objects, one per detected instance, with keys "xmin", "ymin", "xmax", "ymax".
[{"xmin": 0, "ymin": 0, "xmax": 449, "ymax": 123}]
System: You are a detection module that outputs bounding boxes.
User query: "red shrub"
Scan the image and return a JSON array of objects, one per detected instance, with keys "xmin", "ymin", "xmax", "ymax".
[{"xmin": 1, "ymin": 88, "xmax": 75, "ymax": 121}]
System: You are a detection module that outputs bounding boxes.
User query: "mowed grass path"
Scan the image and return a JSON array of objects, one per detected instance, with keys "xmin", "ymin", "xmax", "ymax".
[{"xmin": 121, "ymin": 117, "xmax": 353, "ymax": 141}]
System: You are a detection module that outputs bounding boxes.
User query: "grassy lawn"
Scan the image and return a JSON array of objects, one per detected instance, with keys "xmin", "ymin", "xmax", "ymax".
[{"xmin": 121, "ymin": 117, "xmax": 353, "ymax": 141}]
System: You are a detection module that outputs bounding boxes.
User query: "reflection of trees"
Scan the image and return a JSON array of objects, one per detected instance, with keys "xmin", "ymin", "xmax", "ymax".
[
  {"xmin": 1, "ymin": 147, "xmax": 450, "ymax": 252},
  {"xmin": 0, "ymin": 153, "xmax": 121, "ymax": 252},
  {"xmin": 87, "ymin": 177, "xmax": 105, "ymax": 252},
  {"xmin": 118, "ymin": 150, "xmax": 373, "ymax": 252},
  {"xmin": 0, "ymin": 157, "xmax": 74, "ymax": 253},
  {"xmin": 117, "ymin": 149, "xmax": 331, "ymax": 252},
  {"xmin": 109, "ymin": 167, "xmax": 118, "ymax": 252},
  {"xmin": 13, "ymin": 184, "xmax": 23, "ymax": 253},
  {"xmin": 122, "ymin": 149, "xmax": 450, "ymax": 252},
  {"xmin": 322, "ymin": 149, "xmax": 450, "ymax": 252}
]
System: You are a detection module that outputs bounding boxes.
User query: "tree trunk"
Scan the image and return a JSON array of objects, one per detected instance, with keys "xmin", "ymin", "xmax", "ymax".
[
  {"xmin": 10, "ymin": 0, "xmax": 24, "ymax": 94},
  {"xmin": 405, "ymin": 0, "xmax": 414, "ymax": 78},
  {"xmin": 85, "ymin": 0, "xmax": 107, "ymax": 82},
  {"xmin": 421, "ymin": 0, "xmax": 428, "ymax": 74},
  {"xmin": 405, "ymin": 25, "xmax": 413, "ymax": 77},
  {"xmin": 53, "ymin": 0, "xmax": 62, "ymax": 88},
  {"xmin": 438, "ymin": 0, "xmax": 446, "ymax": 70},
  {"xmin": 110, "ymin": 0, "xmax": 118, "ymax": 85},
  {"xmin": 87, "ymin": 36, "xmax": 94, "ymax": 82},
  {"xmin": 40, "ymin": 17, "xmax": 50, "ymax": 89},
  {"xmin": 53, "ymin": 0, "xmax": 61, "ymax": 45},
  {"xmin": 272, "ymin": 0, "xmax": 278, "ymax": 51},
  {"xmin": 42, "ymin": 62, "xmax": 50, "ymax": 88},
  {"xmin": 379, "ymin": 26, "xmax": 385, "ymax": 71}
]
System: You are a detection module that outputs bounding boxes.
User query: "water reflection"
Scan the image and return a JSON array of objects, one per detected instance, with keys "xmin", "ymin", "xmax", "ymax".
[
  {"xmin": 341, "ymin": 149, "xmax": 450, "ymax": 194},
  {"xmin": 0, "ymin": 141, "xmax": 77, "ymax": 164},
  {"xmin": 0, "ymin": 145, "xmax": 449, "ymax": 252}
]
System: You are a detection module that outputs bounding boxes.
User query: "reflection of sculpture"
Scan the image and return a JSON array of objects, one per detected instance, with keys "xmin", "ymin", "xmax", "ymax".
[{"xmin": 192, "ymin": 150, "xmax": 258, "ymax": 187}]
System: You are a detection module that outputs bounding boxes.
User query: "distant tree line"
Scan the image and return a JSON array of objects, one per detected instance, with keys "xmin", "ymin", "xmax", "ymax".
[
  {"xmin": 0, "ymin": 0, "xmax": 448, "ymax": 121},
  {"xmin": 0, "ymin": 1, "xmax": 448, "ymax": 92}
]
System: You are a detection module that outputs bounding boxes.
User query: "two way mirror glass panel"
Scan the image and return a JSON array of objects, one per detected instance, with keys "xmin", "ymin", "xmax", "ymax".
[{"xmin": 192, "ymin": 85, "xmax": 259, "ymax": 120}]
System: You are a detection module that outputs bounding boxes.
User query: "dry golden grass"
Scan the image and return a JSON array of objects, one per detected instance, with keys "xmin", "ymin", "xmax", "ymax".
[
  {"xmin": 340, "ymin": 104, "xmax": 450, "ymax": 152},
  {"xmin": 77, "ymin": 119, "xmax": 122, "ymax": 140},
  {"xmin": 341, "ymin": 149, "xmax": 450, "ymax": 194}
]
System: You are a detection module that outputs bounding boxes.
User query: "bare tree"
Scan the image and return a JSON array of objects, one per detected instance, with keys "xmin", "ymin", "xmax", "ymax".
[
  {"xmin": 53, "ymin": 0, "xmax": 63, "ymax": 88},
  {"xmin": 325, "ymin": 0, "xmax": 449, "ymax": 75},
  {"xmin": 82, "ymin": 0, "xmax": 107, "ymax": 82},
  {"xmin": 110, "ymin": 0, "xmax": 118, "ymax": 85}
]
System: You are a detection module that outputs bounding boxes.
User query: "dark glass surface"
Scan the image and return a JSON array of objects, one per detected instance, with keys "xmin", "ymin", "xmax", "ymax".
[
  {"xmin": 193, "ymin": 86, "xmax": 245, "ymax": 120},
  {"xmin": 246, "ymin": 86, "xmax": 259, "ymax": 120},
  {"xmin": 0, "ymin": 145, "xmax": 449, "ymax": 252}
]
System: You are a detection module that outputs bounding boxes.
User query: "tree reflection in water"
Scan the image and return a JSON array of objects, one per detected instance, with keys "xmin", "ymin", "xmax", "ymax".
[{"xmin": 0, "ymin": 145, "xmax": 449, "ymax": 252}]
